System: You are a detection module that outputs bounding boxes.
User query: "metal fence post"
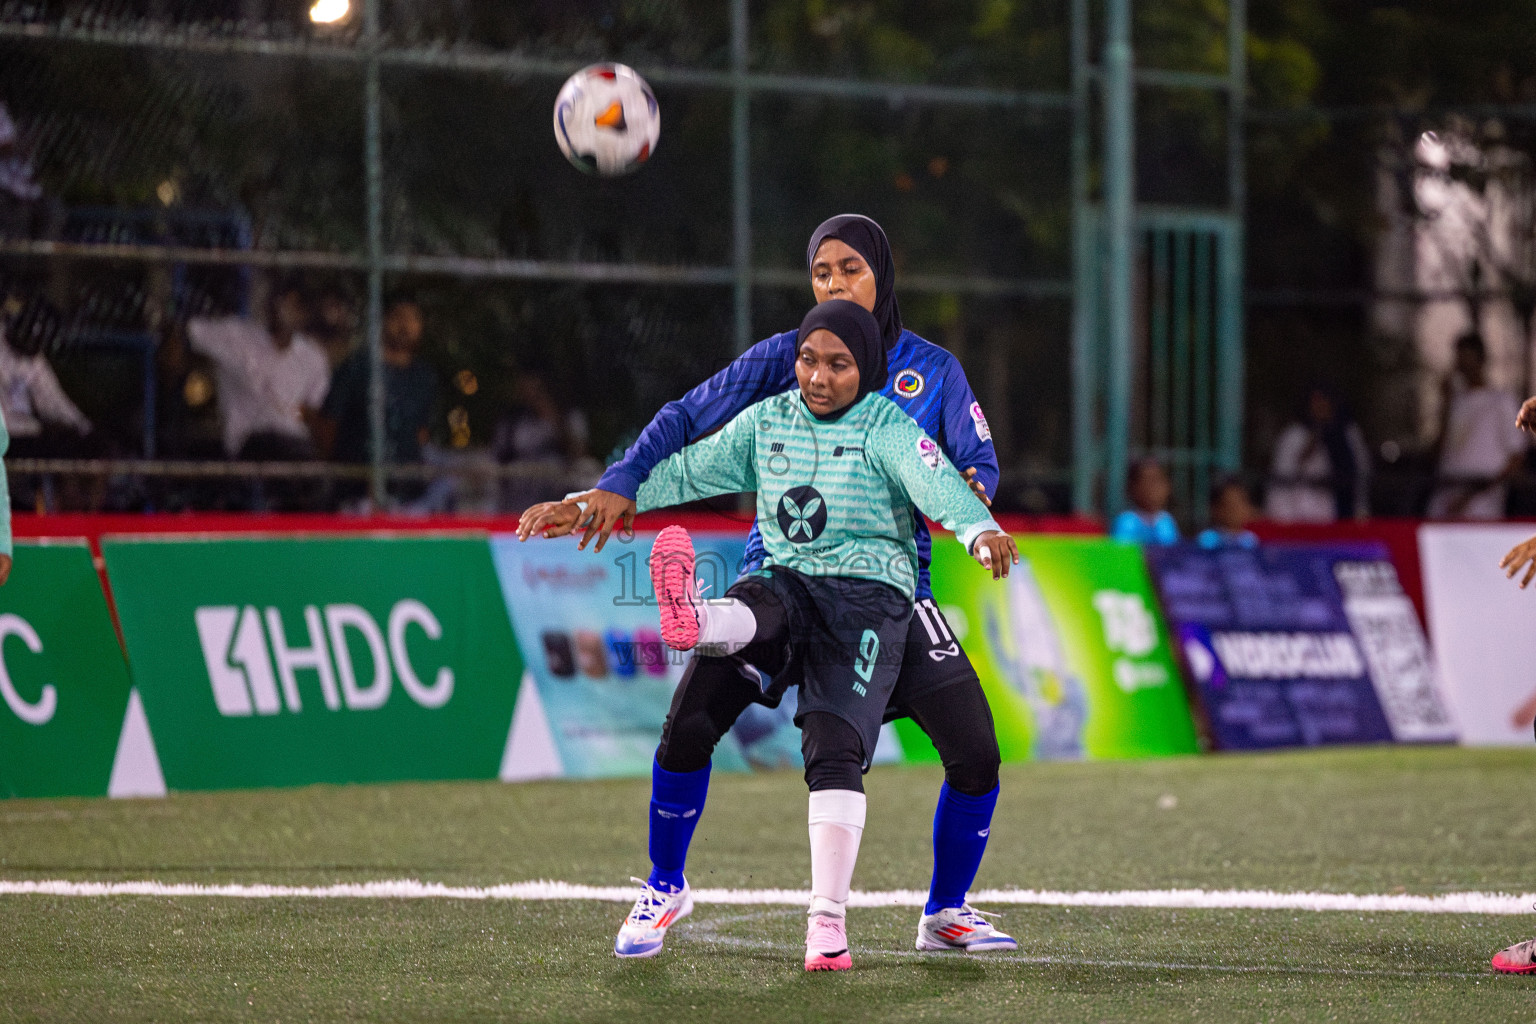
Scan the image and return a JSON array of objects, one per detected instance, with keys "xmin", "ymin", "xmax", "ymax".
[
  {"xmin": 1218, "ymin": 0, "xmax": 1247, "ymax": 471},
  {"xmin": 1069, "ymin": 0, "xmax": 1096, "ymax": 515},
  {"xmin": 1103, "ymin": 0, "xmax": 1136, "ymax": 515},
  {"xmin": 363, "ymin": 0, "xmax": 387, "ymax": 505},
  {"xmin": 730, "ymin": 0, "xmax": 752, "ymax": 353}
]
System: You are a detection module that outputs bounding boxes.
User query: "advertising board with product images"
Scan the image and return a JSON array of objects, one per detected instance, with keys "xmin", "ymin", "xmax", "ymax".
[
  {"xmin": 490, "ymin": 531, "xmax": 831, "ymax": 778},
  {"xmin": 103, "ymin": 535, "xmax": 524, "ymax": 791},
  {"xmin": 922, "ymin": 535, "xmax": 1199, "ymax": 761}
]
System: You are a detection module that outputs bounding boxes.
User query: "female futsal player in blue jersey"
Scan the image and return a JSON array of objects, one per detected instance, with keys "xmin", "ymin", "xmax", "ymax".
[{"xmin": 518, "ymin": 214, "xmax": 1013, "ymax": 959}]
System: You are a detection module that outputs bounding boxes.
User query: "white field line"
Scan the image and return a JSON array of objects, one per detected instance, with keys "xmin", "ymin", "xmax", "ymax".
[{"xmin": 0, "ymin": 878, "xmax": 1533, "ymax": 915}]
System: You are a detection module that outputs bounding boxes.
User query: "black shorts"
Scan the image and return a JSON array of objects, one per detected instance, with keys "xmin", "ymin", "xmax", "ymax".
[
  {"xmin": 883, "ymin": 597, "xmax": 981, "ymax": 722},
  {"xmin": 728, "ymin": 569, "xmax": 911, "ymax": 768}
]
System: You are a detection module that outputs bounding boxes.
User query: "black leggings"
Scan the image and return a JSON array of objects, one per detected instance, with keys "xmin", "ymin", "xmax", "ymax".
[{"xmin": 655, "ymin": 652, "xmax": 1001, "ymax": 796}]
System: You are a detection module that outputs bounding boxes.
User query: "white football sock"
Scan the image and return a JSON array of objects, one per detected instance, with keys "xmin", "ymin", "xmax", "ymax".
[
  {"xmin": 807, "ymin": 789, "xmax": 866, "ymax": 919},
  {"xmin": 695, "ymin": 597, "xmax": 757, "ymax": 655}
]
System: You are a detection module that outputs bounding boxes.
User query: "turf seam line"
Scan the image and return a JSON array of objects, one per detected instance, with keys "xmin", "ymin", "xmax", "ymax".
[{"xmin": 2, "ymin": 879, "xmax": 1535, "ymax": 915}]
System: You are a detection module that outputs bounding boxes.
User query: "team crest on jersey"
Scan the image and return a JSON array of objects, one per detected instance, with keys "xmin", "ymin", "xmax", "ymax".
[
  {"xmin": 916, "ymin": 437, "xmax": 943, "ymax": 471},
  {"xmin": 893, "ymin": 369, "xmax": 925, "ymax": 398},
  {"xmin": 969, "ymin": 401, "xmax": 992, "ymax": 442},
  {"xmin": 776, "ymin": 485, "xmax": 828, "ymax": 543}
]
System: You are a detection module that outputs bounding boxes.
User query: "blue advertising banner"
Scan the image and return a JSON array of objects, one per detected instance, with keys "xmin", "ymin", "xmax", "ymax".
[
  {"xmin": 490, "ymin": 532, "xmax": 807, "ymax": 778},
  {"xmin": 1145, "ymin": 543, "xmax": 1454, "ymax": 750}
]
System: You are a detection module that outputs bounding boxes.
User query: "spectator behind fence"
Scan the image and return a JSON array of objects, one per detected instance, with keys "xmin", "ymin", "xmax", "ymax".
[
  {"xmin": 1265, "ymin": 385, "xmax": 1370, "ymax": 523},
  {"xmin": 1427, "ymin": 332, "xmax": 1526, "ymax": 520},
  {"xmin": 495, "ymin": 371, "xmax": 590, "ymax": 512},
  {"xmin": 1111, "ymin": 458, "xmax": 1180, "ymax": 545},
  {"xmin": 1197, "ymin": 476, "xmax": 1259, "ymax": 550},
  {"xmin": 0, "ymin": 293, "xmax": 92, "ymax": 455},
  {"xmin": 187, "ymin": 277, "xmax": 329, "ymax": 461},
  {"xmin": 314, "ymin": 282, "xmax": 359, "ymax": 368},
  {"xmin": 319, "ymin": 291, "xmax": 437, "ymax": 478},
  {"xmin": 0, "ymin": 101, "xmax": 42, "ymax": 240}
]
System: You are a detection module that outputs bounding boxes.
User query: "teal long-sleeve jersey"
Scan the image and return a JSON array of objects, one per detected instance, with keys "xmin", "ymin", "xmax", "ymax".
[{"xmin": 636, "ymin": 389, "xmax": 1002, "ymax": 600}]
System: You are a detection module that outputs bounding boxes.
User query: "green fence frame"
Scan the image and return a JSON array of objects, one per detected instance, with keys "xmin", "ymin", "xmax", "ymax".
[{"xmin": 1072, "ymin": 0, "xmax": 1247, "ymax": 519}]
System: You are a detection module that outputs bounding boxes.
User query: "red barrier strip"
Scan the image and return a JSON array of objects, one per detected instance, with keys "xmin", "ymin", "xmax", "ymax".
[{"xmin": 13, "ymin": 510, "xmax": 1103, "ymax": 548}]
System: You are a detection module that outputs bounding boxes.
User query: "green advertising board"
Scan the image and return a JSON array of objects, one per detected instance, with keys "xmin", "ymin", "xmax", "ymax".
[
  {"xmin": 103, "ymin": 535, "xmax": 524, "ymax": 791},
  {"xmin": 905, "ymin": 535, "xmax": 1199, "ymax": 762},
  {"xmin": 0, "ymin": 542, "xmax": 135, "ymax": 798}
]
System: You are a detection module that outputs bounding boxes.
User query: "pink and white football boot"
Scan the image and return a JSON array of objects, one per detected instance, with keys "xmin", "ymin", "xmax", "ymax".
[
  {"xmin": 804, "ymin": 914, "xmax": 853, "ymax": 972},
  {"xmin": 650, "ymin": 526, "xmax": 700, "ymax": 651}
]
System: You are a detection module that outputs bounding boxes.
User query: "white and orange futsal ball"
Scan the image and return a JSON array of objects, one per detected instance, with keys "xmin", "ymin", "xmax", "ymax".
[{"xmin": 553, "ymin": 62, "xmax": 660, "ymax": 176}]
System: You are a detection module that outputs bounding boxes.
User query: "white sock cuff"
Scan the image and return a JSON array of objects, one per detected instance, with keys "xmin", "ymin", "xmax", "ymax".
[
  {"xmin": 697, "ymin": 597, "xmax": 758, "ymax": 654},
  {"xmin": 807, "ymin": 789, "xmax": 867, "ymax": 830}
]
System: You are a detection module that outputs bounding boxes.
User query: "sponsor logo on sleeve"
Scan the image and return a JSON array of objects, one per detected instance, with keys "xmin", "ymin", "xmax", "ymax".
[
  {"xmin": 916, "ymin": 437, "xmax": 943, "ymax": 470},
  {"xmin": 970, "ymin": 402, "xmax": 992, "ymax": 442}
]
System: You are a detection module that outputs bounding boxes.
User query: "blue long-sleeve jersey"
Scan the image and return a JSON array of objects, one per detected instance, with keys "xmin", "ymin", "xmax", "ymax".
[{"xmin": 597, "ymin": 328, "xmax": 999, "ymax": 600}]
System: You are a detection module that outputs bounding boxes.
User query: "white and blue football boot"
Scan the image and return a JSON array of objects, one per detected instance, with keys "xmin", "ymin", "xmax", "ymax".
[
  {"xmin": 915, "ymin": 904, "xmax": 1018, "ymax": 953},
  {"xmin": 614, "ymin": 877, "xmax": 694, "ymax": 958}
]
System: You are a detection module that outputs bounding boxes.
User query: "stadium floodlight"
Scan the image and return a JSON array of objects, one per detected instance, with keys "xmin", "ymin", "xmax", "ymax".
[{"xmin": 309, "ymin": 0, "xmax": 350, "ymax": 25}]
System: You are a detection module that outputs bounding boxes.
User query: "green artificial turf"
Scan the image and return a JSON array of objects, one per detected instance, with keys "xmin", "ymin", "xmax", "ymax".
[{"xmin": 4, "ymin": 746, "xmax": 1536, "ymax": 1022}]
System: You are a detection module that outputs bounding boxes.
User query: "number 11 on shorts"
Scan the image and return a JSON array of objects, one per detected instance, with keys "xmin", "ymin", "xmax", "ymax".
[{"xmin": 852, "ymin": 629, "xmax": 879, "ymax": 696}]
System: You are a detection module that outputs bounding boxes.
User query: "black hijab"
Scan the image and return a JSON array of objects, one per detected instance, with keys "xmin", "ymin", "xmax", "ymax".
[
  {"xmin": 796, "ymin": 299, "xmax": 887, "ymax": 421},
  {"xmin": 805, "ymin": 214, "xmax": 903, "ymax": 350}
]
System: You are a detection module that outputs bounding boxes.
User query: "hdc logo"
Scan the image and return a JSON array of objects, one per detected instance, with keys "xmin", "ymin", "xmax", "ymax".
[
  {"xmin": 194, "ymin": 600, "xmax": 452, "ymax": 717},
  {"xmin": 0, "ymin": 614, "xmax": 54, "ymax": 726}
]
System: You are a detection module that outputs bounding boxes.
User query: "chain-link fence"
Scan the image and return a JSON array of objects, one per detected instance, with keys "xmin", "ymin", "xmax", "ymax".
[{"xmin": 0, "ymin": 0, "xmax": 1096, "ymax": 515}]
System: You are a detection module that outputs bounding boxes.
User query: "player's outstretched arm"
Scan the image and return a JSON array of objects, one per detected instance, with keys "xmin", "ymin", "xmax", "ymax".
[
  {"xmin": 517, "ymin": 409, "xmax": 758, "ymax": 550},
  {"xmin": 516, "ymin": 349, "xmax": 784, "ymax": 547},
  {"xmin": 635, "ymin": 409, "xmax": 759, "ymax": 516},
  {"xmin": 1500, "ymin": 534, "xmax": 1536, "ymax": 588},
  {"xmin": 595, "ymin": 336, "xmax": 794, "ymax": 495}
]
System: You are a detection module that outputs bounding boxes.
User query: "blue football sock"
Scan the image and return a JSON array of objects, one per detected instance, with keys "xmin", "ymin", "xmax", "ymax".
[
  {"xmin": 646, "ymin": 759, "xmax": 711, "ymax": 893},
  {"xmin": 925, "ymin": 782, "xmax": 999, "ymax": 915}
]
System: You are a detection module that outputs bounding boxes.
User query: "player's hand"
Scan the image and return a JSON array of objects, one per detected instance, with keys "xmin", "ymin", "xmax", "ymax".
[
  {"xmin": 568, "ymin": 488, "xmax": 637, "ymax": 552},
  {"xmin": 973, "ymin": 530, "xmax": 1019, "ymax": 580},
  {"xmin": 515, "ymin": 500, "xmax": 583, "ymax": 541},
  {"xmin": 1518, "ymin": 396, "xmax": 1536, "ymax": 434},
  {"xmin": 1512, "ymin": 690, "xmax": 1536, "ymax": 731},
  {"xmin": 0, "ymin": 554, "xmax": 12, "ymax": 586},
  {"xmin": 963, "ymin": 467, "xmax": 992, "ymax": 507},
  {"xmin": 1500, "ymin": 534, "xmax": 1536, "ymax": 588}
]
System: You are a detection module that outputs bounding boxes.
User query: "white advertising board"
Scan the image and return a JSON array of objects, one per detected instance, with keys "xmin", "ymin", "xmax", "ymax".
[{"xmin": 1419, "ymin": 523, "xmax": 1536, "ymax": 746}]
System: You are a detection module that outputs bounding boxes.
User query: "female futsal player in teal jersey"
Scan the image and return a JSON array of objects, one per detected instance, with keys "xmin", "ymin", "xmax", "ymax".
[
  {"xmin": 530, "ymin": 301, "xmax": 1017, "ymax": 970},
  {"xmin": 519, "ymin": 216, "xmax": 1015, "ymax": 961}
]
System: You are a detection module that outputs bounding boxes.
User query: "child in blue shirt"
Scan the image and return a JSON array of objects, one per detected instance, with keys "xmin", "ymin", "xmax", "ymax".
[
  {"xmin": 1111, "ymin": 458, "xmax": 1180, "ymax": 545},
  {"xmin": 1196, "ymin": 476, "xmax": 1260, "ymax": 550}
]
